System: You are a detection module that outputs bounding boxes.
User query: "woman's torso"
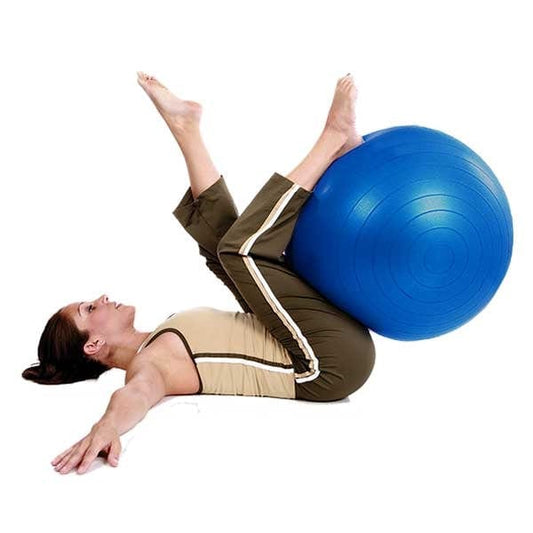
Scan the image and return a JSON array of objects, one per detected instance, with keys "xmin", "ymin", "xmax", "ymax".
[{"xmin": 138, "ymin": 306, "xmax": 296, "ymax": 399}]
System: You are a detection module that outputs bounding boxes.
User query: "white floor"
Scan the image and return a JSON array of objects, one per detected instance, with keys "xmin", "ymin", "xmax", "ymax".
[{"xmin": 2, "ymin": 1, "xmax": 532, "ymax": 531}]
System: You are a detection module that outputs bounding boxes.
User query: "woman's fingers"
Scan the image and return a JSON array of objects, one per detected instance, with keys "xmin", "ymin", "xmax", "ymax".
[
  {"xmin": 52, "ymin": 441, "xmax": 84, "ymax": 470},
  {"xmin": 55, "ymin": 439, "xmax": 91, "ymax": 474},
  {"xmin": 52, "ymin": 443, "xmax": 88, "ymax": 474},
  {"xmin": 51, "ymin": 444, "xmax": 76, "ymax": 466},
  {"xmin": 107, "ymin": 438, "xmax": 122, "ymax": 467},
  {"xmin": 53, "ymin": 425, "xmax": 121, "ymax": 474},
  {"xmin": 51, "ymin": 437, "xmax": 85, "ymax": 465},
  {"xmin": 77, "ymin": 445, "xmax": 104, "ymax": 474},
  {"xmin": 54, "ymin": 453, "xmax": 72, "ymax": 471},
  {"xmin": 54, "ymin": 447, "xmax": 81, "ymax": 472},
  {"xmin": 57, "ymin": 447, "xmax": 87, "ymax": 474}
]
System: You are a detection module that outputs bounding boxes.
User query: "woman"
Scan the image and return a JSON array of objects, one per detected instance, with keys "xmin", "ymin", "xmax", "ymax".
[{"xmin": 25, "ymin": 72, "xmax": 375, "ymax": 474}]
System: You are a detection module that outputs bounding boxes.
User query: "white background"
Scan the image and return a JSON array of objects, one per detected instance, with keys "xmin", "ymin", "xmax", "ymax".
[{"xmin": 1, "ymin": 0, "xmax": 531, "ymax": 531}]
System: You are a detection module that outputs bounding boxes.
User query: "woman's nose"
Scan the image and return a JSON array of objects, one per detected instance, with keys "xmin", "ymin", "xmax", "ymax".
[{"xmin": 100, "ymin": 294, "xmax": 109, "ymax": 304}]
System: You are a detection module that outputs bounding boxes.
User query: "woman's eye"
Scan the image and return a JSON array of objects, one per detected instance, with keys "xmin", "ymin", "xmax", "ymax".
[{"xmin": 88, "ymin": 304, "xmax": 95, "ymax": 312}]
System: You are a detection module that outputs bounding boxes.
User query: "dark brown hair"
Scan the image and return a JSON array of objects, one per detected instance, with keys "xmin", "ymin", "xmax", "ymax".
[{"xmin": 22, "ymin": 308, "xmax": 111, "ymax": 385}]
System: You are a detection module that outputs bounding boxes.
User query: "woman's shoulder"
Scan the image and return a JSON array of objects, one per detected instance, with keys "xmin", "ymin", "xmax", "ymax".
[{"xmin": 132, "ymin": 333, "xmax": 201, "ymax": 395}]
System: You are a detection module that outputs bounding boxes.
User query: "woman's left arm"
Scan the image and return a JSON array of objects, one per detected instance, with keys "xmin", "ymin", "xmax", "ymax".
[{"xmin": 51, "ymin": 361, "xmax": 167, "ymax": 475}]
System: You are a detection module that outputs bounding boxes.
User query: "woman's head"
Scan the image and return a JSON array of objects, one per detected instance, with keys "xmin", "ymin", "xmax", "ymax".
[{"xmin": 22, "ymin": 294, "xmax": 136, "ymax": 385}]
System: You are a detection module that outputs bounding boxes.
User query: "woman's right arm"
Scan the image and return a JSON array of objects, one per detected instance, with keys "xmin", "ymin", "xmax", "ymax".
[{"xmin": 51, "ymin": 360, "xmax": 167, "ymax": 475}]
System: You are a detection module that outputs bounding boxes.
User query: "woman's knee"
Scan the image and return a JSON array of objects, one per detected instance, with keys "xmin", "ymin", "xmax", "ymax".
[
  {"xmin": 341, "ymin": 336, "xmax": 376, "ymax": 397},
  {"xmin": 326, "ymin": 334, "xmax": 376, "ymax": 400},
  {"xmin": 216, "ymin": 224, "xmax": 241, "ymax": 261},
  {"xmin": 296, "ymin": 336, "xmax": 376, "ymax": 402}
]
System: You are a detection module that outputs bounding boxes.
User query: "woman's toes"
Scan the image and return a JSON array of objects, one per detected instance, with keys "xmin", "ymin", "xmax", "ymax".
[
  {"xmin": 338, "ymin": 74, "xmax": 351, "ymax": 87},
  {"xmin": 143, "ymin": 73, "xmax": 166, "ymax": 89},
  {"xmin": 140, "ymin": 72, "xmax": 154, "ymax": 82},
  {"xmin": 138, "ymin": 72, "xmax": 151, "ymax": 85}
]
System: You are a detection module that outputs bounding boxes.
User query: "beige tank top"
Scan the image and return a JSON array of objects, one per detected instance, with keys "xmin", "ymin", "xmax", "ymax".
[{"xmin": 137, "ymin": 306, "xmax": 296, "ymax": 399}]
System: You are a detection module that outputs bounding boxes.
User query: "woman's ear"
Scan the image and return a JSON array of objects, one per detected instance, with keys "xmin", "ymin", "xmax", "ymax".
[{"xmin": 83, "ymin": 337, "xmax": 106, "ymax": 358}]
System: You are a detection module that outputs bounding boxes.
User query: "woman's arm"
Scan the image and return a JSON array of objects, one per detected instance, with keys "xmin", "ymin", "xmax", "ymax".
[
  {"xmin": 99, "ymin": 385, "xmax": 152, "ymax": 434},
  {"xmin": 106, "ymin": 359, "xmax": 167, "ymax": 434},
  {"xmin": 51, "ymin": 360, "xmax": 167, "ymax": 475}
]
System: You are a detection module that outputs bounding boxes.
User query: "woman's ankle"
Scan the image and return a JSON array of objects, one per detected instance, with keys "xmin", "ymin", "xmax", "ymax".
[
  {"xmin": 318, "ymin": 127, "xmax": 348, "ymax": 161},
  {"xmin": 172, "ymin": 120, "xmax": 202, "ymax": 148}
]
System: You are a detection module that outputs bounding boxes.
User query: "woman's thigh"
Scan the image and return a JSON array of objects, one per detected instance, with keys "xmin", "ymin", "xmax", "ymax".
[
  {"xmin": 217, "ymin": 253, "xmax": 375, "ymax": 401},
  {"xmin": 216, "ymin": 173, "xmax": 375, "ymax": 402}
]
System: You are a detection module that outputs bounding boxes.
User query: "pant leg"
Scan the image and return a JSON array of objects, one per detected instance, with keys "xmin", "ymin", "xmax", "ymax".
[
  {"xmin": 216, "ymin": 172, "xmax": 376, "ymax": 402},
  {"xmin": 172, "ymin": 175, "xmax": 254, "ymax": 314}
]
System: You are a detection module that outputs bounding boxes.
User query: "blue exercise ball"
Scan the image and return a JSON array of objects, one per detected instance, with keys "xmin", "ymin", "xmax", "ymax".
[{"xmin": 285, "ymin": 125, "xmax": 513, "ymax": 340}]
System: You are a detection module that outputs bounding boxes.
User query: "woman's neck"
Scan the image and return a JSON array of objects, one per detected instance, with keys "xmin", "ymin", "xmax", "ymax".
[{"xmin": 108, "ymin": 330, "xmax": 152, "ymax": 370}]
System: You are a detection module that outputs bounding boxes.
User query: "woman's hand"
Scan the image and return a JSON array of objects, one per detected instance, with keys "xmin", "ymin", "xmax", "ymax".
[{"xmin": 51, "ymin": 420, "xmax": 121, "ymax": 475}]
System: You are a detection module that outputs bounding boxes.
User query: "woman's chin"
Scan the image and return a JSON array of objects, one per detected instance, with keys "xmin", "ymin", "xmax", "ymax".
[{"xmin": 119, "ymin": 303, "xmax": 135, "ymax": 318}]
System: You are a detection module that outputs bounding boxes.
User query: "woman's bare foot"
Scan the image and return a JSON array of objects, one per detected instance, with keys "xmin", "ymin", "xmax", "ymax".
[
  {"xmin": 137, "ymin": 71, "xmax": 202, "ymax": 136},
  {"xmin": 325, "ymin": 74, "xmax": 364, "ymax": 159}
]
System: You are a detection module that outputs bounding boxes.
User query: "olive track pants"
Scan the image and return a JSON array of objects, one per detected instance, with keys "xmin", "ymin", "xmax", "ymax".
[{"xmin": 173, "ymin": 172, "xmax": 375, "ymax": 401}]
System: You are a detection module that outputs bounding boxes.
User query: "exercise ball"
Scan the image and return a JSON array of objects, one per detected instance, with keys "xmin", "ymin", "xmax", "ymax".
[{"xmin": 284, "ymin": 125, "xmax": 513, "ymax": 340}]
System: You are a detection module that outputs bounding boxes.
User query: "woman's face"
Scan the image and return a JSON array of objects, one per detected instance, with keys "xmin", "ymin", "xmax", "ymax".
[{"xmin": 61, "ymin": 294, "xmax": 136, "ymax": 357}]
